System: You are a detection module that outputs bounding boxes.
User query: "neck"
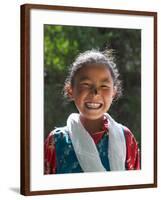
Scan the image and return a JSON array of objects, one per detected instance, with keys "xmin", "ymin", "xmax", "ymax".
[{"xmin": 79, "ymin": 115, "xmax": 104, "ymax": 135}]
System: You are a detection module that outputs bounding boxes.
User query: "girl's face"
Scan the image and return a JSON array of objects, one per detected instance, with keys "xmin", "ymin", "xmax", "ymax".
[{"xmin": 69, "ymin": 64, "xmax": 117, "ymax": 121}]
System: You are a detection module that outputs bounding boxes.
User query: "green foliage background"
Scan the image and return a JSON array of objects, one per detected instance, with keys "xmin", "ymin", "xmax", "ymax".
[{"xmin": 44, "ymin": 25, "xmax": 141, "ymax": 147}]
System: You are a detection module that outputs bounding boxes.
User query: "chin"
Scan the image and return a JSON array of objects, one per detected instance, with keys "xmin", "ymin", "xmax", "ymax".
[{"xmin": 81, "ymin": 113, "xmax": 104, "ymax": 121}]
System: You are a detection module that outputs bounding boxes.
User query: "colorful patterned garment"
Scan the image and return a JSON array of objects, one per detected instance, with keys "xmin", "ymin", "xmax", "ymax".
[{"xmin": 44, "ymin": 117, "xmax": 140, "ymax": 174}]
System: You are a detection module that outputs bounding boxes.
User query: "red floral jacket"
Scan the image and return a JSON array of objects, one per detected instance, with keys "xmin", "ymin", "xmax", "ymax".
[{"xmin": 44, "ymin": 122, "xmax": 140, "ymax": 174}]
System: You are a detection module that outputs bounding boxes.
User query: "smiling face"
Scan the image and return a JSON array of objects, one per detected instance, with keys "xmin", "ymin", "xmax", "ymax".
[{"xmin": 68, "ymin": 64, "xmax": 117, "ymax": 121}]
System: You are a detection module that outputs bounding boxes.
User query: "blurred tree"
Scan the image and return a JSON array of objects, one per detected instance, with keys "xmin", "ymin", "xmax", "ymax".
[{"xmin": 44, "ymin": 25, "xmax": 141, "ymax": 147}]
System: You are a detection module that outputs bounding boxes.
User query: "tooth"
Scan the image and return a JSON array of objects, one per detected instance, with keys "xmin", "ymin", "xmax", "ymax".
[{"xmin": 86, "ymin": 103, "xmax": 101, "ymax": 108}]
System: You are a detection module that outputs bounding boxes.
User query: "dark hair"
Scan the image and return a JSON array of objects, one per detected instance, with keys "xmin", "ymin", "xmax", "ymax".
[{"xmin": 63, "ymin": 49, "xmax": 122, "ymax": 100}]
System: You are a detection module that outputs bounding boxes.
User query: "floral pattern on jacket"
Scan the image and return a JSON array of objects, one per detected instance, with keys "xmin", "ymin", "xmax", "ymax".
[{"xmin": 44, "ymin": 124, "xmax": 140, "ymax": 174}]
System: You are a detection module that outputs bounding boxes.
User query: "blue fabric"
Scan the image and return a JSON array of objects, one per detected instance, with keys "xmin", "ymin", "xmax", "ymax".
[{"xmin": 54, "ymin": 127, "xmax": 110, "ymax": 174}]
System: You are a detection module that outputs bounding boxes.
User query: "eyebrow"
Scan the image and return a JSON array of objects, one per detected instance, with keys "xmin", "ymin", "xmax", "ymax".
[
  {"xmin": 79, "ymin": 77, "xmax": 90, "ymax": 82},
  {"xmin": 100, "ymin": 78, "xmax": 111, "ymax": 83},
  {"xmin": 79, "ymin": 77, "xmax": 111, "ymax": 83}
]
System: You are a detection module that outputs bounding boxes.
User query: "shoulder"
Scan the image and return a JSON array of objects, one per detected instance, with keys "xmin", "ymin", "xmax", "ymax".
[
  {"xmin": 121, "ymin": 126, "xmax": 140, "ymax": 157},
  {"xmin": 122, "ymin": 125, "xmax": 138, "ymax": 145},
  {"xmin": 50, "ymin": 126, "xmax": 69, "ymax": 136},
  {"xmin": 48, "ymin": 126, "xmax": 71, "ymax": 144},
  {"xmin": 121, "ymin": 126, "xmax": 140, "ymax": 170}
]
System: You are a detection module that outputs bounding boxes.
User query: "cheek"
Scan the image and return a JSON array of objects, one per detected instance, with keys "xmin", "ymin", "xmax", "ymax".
[
  {"xmin": 73, "ymin": 89, "xmax": 91, "ymax": 109},
  {"xmin": 102, "ymin": 90, "xmax": 114, "ymax": 102},
  {"xmin": 102, "ymin": 89, "xmax": 113, "ymax": 96},
  {"xmin": 74, "ymin": 87, "xmax": 89, "ymax": 97}
]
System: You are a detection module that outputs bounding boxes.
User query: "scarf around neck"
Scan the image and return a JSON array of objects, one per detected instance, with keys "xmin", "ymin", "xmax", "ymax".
[{"xmin": 66, "ymin": 113, "xmax": 126, "ymax": 172}]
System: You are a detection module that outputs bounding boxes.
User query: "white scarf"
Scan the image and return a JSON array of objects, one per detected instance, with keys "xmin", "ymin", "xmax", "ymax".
[{"xmin": 66, "ymin": 113, "xmax": 126, "ymax": 172}]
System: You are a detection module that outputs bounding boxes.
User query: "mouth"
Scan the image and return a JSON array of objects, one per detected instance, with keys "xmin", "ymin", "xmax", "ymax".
[{"xmin": 85, "ymin": 102, "xmax": 103, "ymax": 109}]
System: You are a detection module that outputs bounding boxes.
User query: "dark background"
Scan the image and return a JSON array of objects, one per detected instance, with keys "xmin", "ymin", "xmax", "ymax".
[{"xmin": 44, "ymin": 25, "xmax": 141, "ymax": 147}]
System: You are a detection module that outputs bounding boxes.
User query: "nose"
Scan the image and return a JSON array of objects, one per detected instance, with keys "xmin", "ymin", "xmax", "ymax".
[
  {"xmin": 91, "ymin": 86, "xmax": 98, "ymax": 95},
  {"xmin": 94, "ymin": 88, "xmax": 98, "ymax": 95}
]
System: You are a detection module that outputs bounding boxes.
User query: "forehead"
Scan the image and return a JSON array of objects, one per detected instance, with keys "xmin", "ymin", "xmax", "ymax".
[{"xmin": 74, "ymin": 64, "xmax": 113, "ymax": 82}]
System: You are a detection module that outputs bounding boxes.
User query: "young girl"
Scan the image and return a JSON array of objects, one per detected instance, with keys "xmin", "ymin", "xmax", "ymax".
[{"xmin": 44, "ymin": 49, "xmax": 140, "ymax": 174}]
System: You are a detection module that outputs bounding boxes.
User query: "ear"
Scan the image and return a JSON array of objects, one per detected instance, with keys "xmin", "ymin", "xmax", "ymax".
[
  {"xmin": 112, "ymin": 86, "xmax": 117, "ymax": 99},
  {"xmin": 66, "ymin": 85, "xmax": 74, "ymax": 101}
]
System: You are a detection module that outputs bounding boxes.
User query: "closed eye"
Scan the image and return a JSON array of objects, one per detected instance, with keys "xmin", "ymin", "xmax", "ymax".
[
  {"xmin": 101, "ymin": 85, "xmax": 110, "ymax": 89},
  {"xmin": 80, "ymin": 82, "xmax": 91, "ymax": 88}
]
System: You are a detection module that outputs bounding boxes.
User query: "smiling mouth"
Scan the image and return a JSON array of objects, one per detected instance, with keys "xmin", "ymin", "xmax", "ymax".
[{"xmin": 85, "ymin": 102, "xmax": 103, "ymax": 109}]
